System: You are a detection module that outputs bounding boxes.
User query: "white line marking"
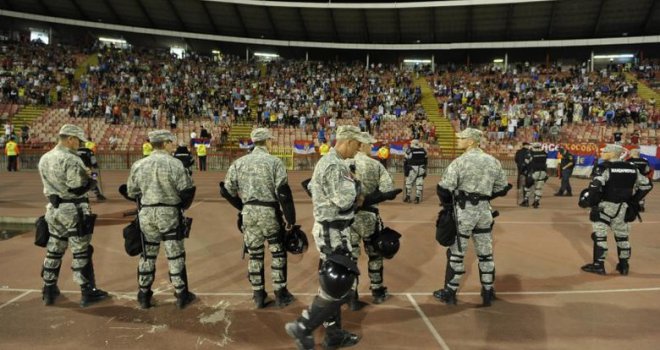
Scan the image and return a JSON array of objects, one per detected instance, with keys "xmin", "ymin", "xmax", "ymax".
[
  {"xmin": 1, "ymin": 287, "xmax": 660, "ymax": 296},
  {"xmin": 406, "ymin": 293, "xmax": 450, "ymax": 350},
  {"xmin": 0, "ymin": 290, "xmax": 31, "ymax": 310},
  {"xmin": 387, "ymin": 220, "xmax": 660, "ymax": 224}
]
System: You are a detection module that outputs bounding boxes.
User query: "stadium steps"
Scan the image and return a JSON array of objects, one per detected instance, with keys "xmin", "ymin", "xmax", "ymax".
[
  {"xmin": 228, "ymin": 124, "xmax": 253, "ymax": 144},
  {"xmin": 10, "ymin": 105, "xmax": 47, "ymax": 132},
  {"xmin": 625, "ymin": 72, "xmax": 658, "ymax": 102},
  {"xmin": 415, "ymin": 76, "xmax": 458, "ymax": 156}
]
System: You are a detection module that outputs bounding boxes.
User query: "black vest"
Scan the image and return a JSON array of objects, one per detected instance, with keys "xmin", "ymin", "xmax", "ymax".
[
  {"xmin": 602, "ymin": 162, "xmax": 638, "ymax": 203},
  {"xmin": 560, "ymin": 153, "xmax": 574, "ymax": 168},
  {"xmin": 530, "ymin": 150, "xmax": 547, "ymax": 171},
  {"xmin": 408, "ymin": 147, "xmax": 427, "ymax": 166},
  {"xmin": 628, "ymin": 157, "xmax": 650, "ymax": 175}
]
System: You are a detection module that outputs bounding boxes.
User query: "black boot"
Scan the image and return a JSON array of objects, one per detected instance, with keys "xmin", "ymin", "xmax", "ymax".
[
  {"xmin": 322, "ymin": 312, "xmax": 360, "ymax": 350},
  {"xmin": 253, "ymin": 289, "xmax": 268, "ymax": 309},
  {"xmin": 616, "ymin": 260, "xmax": 629, "ymax": 276},
  {"xmin": 80, "ymin": 284, "xmax": 109, "ymax": 307},
  {"xmin": 432, "ymin": 288, "xmax": 457, "ymax": 305},
  {"xmin": 414, "ymin": 197, "xmax": 420, "ymax": 204},
  {"xmin": 581, "ymin": 262, "xmax": 606, "ymax": 275},
  {"xmin": 137, "ymin": 289, "xmax": 153, "ymax": 309},
  {"xmin": 42, "ymin": 284, "xmax": 60, "ymax": 306},
  {"xmin": 173, "ymin": 267, "xmax": 196, "ymax": 309},
  {"xmin": 371, "ymin": 286, "xmax": 389, "ymax": 304},
  {"xmin": 286, "ymin": 297, "xmax": 342, "ymax": 350},
  {"xmin": 481, "ymin": 287, "xmax": 496, "ymax": 307},
  {"xmin": 285, "ymin": 320, "xmax": 315, "ymax": 350},
  {"xmin": 96, "ymin": 194, "xmax": 107, "ymax": 201},
  {"xmin": 553, "ymin": 192, "xmax": 563, "ymax": 196},
  {"xmin": 532, "ymin": 200, "xmax": 540, "ymax": 208},
  {"xmin": 404, "ymin": 195, "xmax": 411, "ymax": 203},
  {"xmin": 519, "ymin": 199, "xmax": 529, "ymax": 207},
  {"xmin": 275, "ymin": 287, "xmax": 294, "ymax": 308}
]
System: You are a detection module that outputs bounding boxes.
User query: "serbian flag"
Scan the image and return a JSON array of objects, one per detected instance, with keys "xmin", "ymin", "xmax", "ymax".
[
  {"xmin": 293, "ymin": 140, "xmax": 316, "ymax": 154},
  {"xmin": 640, "ymin": 145, "xmax": 660, "ymax": 180},
  {"xmin": 370, "ymin": 142, "xmax": 383, "ymax": 157},
  {"xmin": 389, "ymin": 141, "xmax": 408, "ymax": 155},
  {"xmin": 192, "ymin": 138, "xmax": 211, "ymax": 148},
  {"xmin": 238, "ymin": 138, "xmax": 253, "ymax": 149}
]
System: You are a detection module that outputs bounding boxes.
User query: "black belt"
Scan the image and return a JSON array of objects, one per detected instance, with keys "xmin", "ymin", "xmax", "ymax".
[
  {"xmin": 141, "ymin": 203, "xmax": 180, "ymax": 208},
  {"xmin": 320, "ymin": 219, "xmax": 353, "ymax": 231}
]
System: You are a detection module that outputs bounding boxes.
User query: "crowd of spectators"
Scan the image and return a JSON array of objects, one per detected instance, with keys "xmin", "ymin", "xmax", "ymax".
[{"xmin": 431, "ymin": 62, "xmax": 659, "ymax": 145}]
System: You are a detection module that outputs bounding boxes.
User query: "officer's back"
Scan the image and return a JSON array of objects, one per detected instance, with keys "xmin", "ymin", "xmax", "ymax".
[{"xmin": 129, "ymin": 143, "xmax": 190, "ymax": 205}]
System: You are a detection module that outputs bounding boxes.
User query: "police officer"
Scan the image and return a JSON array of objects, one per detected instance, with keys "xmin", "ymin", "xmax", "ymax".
[
  {"xmin": 580, "ymin": 144, "xmax": 652, "ymax": 275},
  {"xmin": 125, "ymin": 130, "xmax": 197, "ymax": 309},
  {"xmin": 77, "ymin": 139, "xmax": 106, "ymax": 201},
  {"xmin": 554, "ymin": 147, "xmax": 575, "ymax": 196},
  {"xmin": 404, "ymin": 139, "xmax": 428, "ymax": 204},
  {"xmin": 521, "ymin": 142, "xmax": 548, "ymax": 208},
  {"xmin": 38, "ymin": 124, "xmax": 108, "ymax": 307},
  {"xmin": 220, "ymin": 128, "xmax": 295, "ymax": 309},
  {"xmin": 5, "ymin": 135, "xmax": 19, "ymax": 171},
  {"xmin": 173, "ymin": 142, "xmax": 195, "ymax": 176},
  {"xmin": 627, "ymin": 148, "xmax": 651, "ymax": 212},
  {"xmin": 196, "ymin": 141, "xmax": 208, "ymax": 171},
  {"xmin": 347, "ymin": 132, "xmax": 401, "ymax": 308},
  {"xmin": 433, "ymin": 128, "xmax": 510, "ymax": 307},
  {"xmin": 514, "ymin": 142, "xmax": 531, "ymax": 189},
  {"xmin": 285, "ymin": 125, "xmax": 368, "ymax": 350}
]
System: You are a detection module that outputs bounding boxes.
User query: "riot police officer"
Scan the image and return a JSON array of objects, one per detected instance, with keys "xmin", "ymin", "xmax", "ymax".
[
  {"xmin": 285, "ymin": 125, "xmax": 369, "ymax": 350},
  {"xmin": 404, "ymin": 139, "xmax": 428, "ymax": 204},
  {"xmin": 125, "ymin": 130, "xmax": 197, "ymax": 309},
  {"xmin": 580, "ymin": 144, "xmax": 652, "ymax": 275},
  {"xmin": 38, "ymin": 124, "xmax": 109, "ymax": 307},
  {"xmin": 220, "ymin": 128, "xmax": 296, "ymax": 309},
  {"xmin": 521, "ymin": 142, "xmax": 548, "ymax": 208},
  {"xmin": 514, "ymin": 142, "xmax": 531, "ymax": 189},
  {"xmin": 627, "ymin": 148, "xmax": 651, "ymax": 212},
  {"xmin": 173, "ymin": 143, "xmax": 195, "ymax": 176},
  {"xmin": 433, "ymin": 128, "xmax": 510, "ymax": 307}
]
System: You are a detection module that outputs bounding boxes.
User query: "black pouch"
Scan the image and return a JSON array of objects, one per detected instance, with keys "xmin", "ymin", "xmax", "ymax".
[
  {"xmin": 624, "ymin": 202, "xmax": 639, "ymax": 223},
  {"xmin": 81, "ymin": 214, "xmax": 97, "ymax": 236},
  {"xmin": 435, "ymin": 208, "xmax": 457, "ymax": 247},
  {"xmin": 123, "ymin": 219, "xmax": 143, "ymax": 256},
  {"xmin": 178, "ymin": 216, "xmax": 193, "ymax": 239},
  {"xmin": 34, "ymin": 215, "xmax": 50, "ymax": 247},
  {"xmin": 589, "ymin": 207, "xmax": 601, "ymax": 222}
]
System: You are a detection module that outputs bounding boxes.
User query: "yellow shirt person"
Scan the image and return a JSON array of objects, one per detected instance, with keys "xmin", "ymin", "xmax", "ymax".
[
  {"xmin": 319, "ymin": 143, "xmax": 330, "ymax": 156},
  {"xmin": 142, "ymin": 140, "xmax": 153, "ymax": 157}
]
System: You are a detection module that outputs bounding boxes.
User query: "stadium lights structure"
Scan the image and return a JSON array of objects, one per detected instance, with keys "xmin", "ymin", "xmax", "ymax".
[
  {"xmin": 593, "ymin": 54, "xmax": 635, "ymax": 59},
  {"xmin": 403, "ymin": 59, "xmax": 431, "ymax": 64},
  {"xmin": 98, "ymin": 37, "xmax": 126, "ymax": 45},
  {"xmin": 201, "ymin": 0, "xmax": 557, "ymax": 9},
  {"xmin": 254, "ymin": 52, "xmax": 279, "ymax": 58}
]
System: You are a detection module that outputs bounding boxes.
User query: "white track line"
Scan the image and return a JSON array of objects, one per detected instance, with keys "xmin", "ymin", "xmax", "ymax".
[
  {"xmin": 2, "ymin": 287, "xmax": 660, "ymax": 296},
  {"xmin": 0, "ymin": 290, "xmax": 32, "ymax": 310},
  {"xmin": 406, "ymin": 293, "xmax": 450, "ymax": 350}
]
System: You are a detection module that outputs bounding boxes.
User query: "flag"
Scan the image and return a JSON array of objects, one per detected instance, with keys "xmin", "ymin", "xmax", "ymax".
[
  {"xmin": 640, "ymin": 145, "xmax": 660, "ymax": 180},
  {"xmin": 238, "ymin": 138, "xmax": 253, "ymax": 149},
  {"xmin": 293, "ymin": 140, "xmax": 316, "ymax": 154},
  {"xmin": 192, "ymin": 138, "xmax": 211, "ymax": 148},
  {"xmin": 389, "ymin": 141, "xmax": 408, "ymax": 155}
]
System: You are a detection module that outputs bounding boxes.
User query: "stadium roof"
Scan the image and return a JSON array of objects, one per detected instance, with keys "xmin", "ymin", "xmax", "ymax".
[{"xmin": 0, "ymin": 0, "xmax": 658, "ymax": 46}]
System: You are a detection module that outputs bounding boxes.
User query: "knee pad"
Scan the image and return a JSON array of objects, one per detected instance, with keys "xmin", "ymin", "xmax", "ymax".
[{"xmin": 444, "ymin": 249, "xmax": 465, "ymax": 289}]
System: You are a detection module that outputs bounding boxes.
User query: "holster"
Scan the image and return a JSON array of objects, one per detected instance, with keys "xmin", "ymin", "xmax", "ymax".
[
  {"xmin": 47, "ymin": 195, "xmax": 62, "ymax": 209},
  {"xmin": 589, "ymin": 207, "xmax": 601, "ymax": 222},
  {"xmin": 123, "ymin": 218, "xmax": 143, "ymax": 256},
  {"xmin": 624, "ymin": 202, "xmax": 641, "ymax": 223},
  {"xmin": 178, "ymin": 216, "xmax": 193, "ymax": 239}
]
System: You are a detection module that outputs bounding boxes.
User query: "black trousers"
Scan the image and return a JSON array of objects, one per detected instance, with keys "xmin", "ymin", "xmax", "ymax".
[
  {"xmin": 199, "ymin": 156, "xmax": 207, "ymax": 171},
  {"xmin": 7, "ymin": 155, "xmax": 18, "ymax": 171}
]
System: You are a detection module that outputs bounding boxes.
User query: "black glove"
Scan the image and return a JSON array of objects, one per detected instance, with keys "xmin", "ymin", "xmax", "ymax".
[
  {"xmin": 118, "ymin": 184, "xmax": 135, "ymax": 201},
  {"xmin": 301, "ymin": 179, "xmax": 312, "ymax": 198},
  {"xmin": 236, "ymin": 212, "xmax": 243, "ymax": 234}
]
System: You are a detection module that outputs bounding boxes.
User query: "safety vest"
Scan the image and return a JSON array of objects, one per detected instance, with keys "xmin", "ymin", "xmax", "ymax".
[
  {"xmin": 196, "ymin": 144, "xmax": 207, "ymax": 157},
  {"xmin": 319, "ymin": 143, "xmax": 330, "ymax": 156},
  {"xmin": 5, "ymin": 141, "xmax": 19, "ymax": 156},
  {"xmin": 142, "ymin": 142, "xmax": 152, "ymax": 156},
  {"xmin": 85, "ymin": 141, "xmax": 97, "ymax": 154},
  {"xmin": 377, "ymin": 147, "xmax": 390, "ymax": 160}
]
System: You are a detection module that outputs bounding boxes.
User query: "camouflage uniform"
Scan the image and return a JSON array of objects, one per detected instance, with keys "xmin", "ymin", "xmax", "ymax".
[
  {"xmin": 438, "ymin": 147, "xmax": 508, "ymax": 294},
  {"xmin": 522, "ymin": 146, "xmax": 548, "ymax": 207},
  {"xmin": 38, "ymin": 124, "xmax": 108, "ymax": 307},
  {"xmin": 39, "ymin": 144, "xmax": 94, "ymax": 287},
  {"xmin": 127, "ymin": 149, "xmax": 194, "ymax": 296},
  {"xmin": 585, "ymin": 157, "xmax": 652, "ymax": 274},
  {"xmin": 348, "ymin": 151, "xmax": 394, "ymax": 291},
  {"xmin": 404, "ymin": 142, "xmax": 427, "ymax": 202},
  {"xmin": 224, "ymin": 145, "xmax": 290, "ymax": 293}
]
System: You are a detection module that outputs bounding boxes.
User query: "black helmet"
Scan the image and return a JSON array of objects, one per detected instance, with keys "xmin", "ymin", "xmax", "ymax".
[
  {"xmin": 374, "ymin": 227, "xmax": 402, "ymax": 259},
  {"xmin": 319, "ymin": 254, "xmax": 359, "ymax": 299},
  {"xmin": 578, "ymin": 188, "xmax": 592, "ymax": 208},
  {"xmin": 285, "ymin": 225, "xmax": 309, "ymax": 255}
]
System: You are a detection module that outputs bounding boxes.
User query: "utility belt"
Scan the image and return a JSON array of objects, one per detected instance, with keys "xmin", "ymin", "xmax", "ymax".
[
  {"xmin": 319, "ymin": 219, "xmax": 354, "ymax": 256},
  {"xmin": 244, "ymin": 200, "xmax": 279, "ymax": 208},
  {"xmin": 454, "ymin": 191, "xmax": 490, "ymax": 210},
  {"xmin": 46, "ymin": 195, "xmax": 96, "ymax": 237},
  {"xmin": 139, "ymin": 203, "xmax": 192, "ymax": 241}
]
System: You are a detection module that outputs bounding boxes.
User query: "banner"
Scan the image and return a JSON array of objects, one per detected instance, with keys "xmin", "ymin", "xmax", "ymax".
[
  {"xmin": 293, "ymin": 140, "xmax": 316, "ymax": 154},
  {"xmin": 191, "ymin": 138, "xmax": 211, "ymax": 148},
  {"xmin": 389, "ymin": 140, "xmax": 409, "ymax": 156}
]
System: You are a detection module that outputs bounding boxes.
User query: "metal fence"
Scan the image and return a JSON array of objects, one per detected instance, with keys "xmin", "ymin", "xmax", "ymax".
[{"xmin": 1, "ymin": 149, "xmax": 518, "ymax": 176}]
